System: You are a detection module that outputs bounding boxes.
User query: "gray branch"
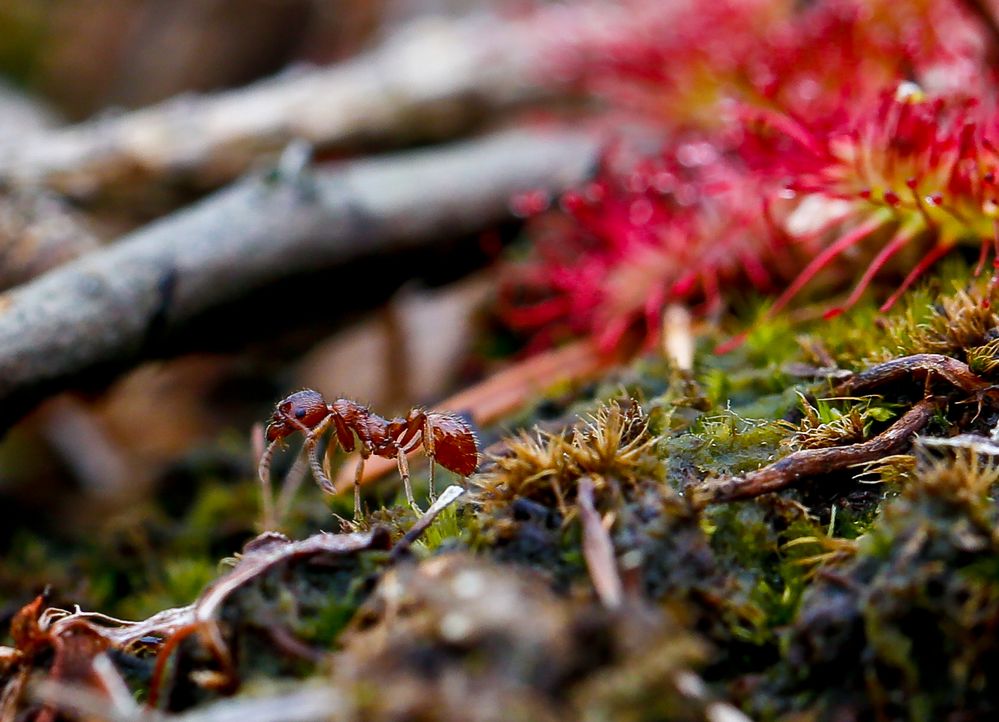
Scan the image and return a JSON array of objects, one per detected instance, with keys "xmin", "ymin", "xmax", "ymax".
[
  {"xmin": 0, "ymin": 128, "xmax": 598, "ymax": 425},
  {"xmin": 0, "ymin": 11, "xmax": 572, "ymax": 201},
  {"xmin": 0, "ymin": 78, "xmax": 57, "ymax": 136}
]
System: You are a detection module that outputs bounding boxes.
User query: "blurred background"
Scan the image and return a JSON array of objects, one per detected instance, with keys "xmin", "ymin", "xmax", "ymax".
[
  {"xmin": 2, "ymin": 0, "xmax": 496, "ymax": 118},
  {"xmin": 0, "ymin": 0, "xmax": 568, "ymax": 617}
]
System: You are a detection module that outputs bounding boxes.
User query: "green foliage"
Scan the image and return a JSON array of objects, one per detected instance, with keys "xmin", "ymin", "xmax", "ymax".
[{"xmin": 412, "ymin": 503, "xmax": 463, "ymax": 554}]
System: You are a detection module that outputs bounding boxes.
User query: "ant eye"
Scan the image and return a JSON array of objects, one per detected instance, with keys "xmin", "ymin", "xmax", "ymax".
[{"xmin": 295, "ymin": 408, "xmax": 307, "ymax": 420}]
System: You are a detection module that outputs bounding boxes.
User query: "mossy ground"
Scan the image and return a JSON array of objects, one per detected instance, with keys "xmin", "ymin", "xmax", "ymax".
[{"xmin": 6, "ymin": 259, "xmax": 999, "ymax": 720}]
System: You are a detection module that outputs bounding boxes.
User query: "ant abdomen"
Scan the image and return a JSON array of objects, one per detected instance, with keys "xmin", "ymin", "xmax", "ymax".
[{"xmin": 426, "ymin": 413, "xmax": 478, "ymax": 477}]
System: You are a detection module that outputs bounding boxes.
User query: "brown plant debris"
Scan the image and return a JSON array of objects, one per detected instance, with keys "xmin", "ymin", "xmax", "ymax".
[
  {"xmin": 835, "ymin": 353, "xmax": 999, "ymax": 399},
  {"xmin": 577, "ymin": 475, "xmax": 623, "ymax": 609},
  {"xmin": 694, "ymin": 397, "xmax": 941, "ymax": 505}
]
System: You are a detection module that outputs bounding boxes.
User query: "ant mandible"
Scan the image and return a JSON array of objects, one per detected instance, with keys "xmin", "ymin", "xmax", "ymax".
[{"xmin": 258, "ymin": 389, "xmax": 478, "ymax": 518}]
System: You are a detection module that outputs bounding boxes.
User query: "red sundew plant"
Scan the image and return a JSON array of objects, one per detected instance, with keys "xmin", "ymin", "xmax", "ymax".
[
  {"xmin": 552, "ymin": 0, "xmax": 984, "ymax": 129},
  {"xmin": 549, "ymin": 0, "xmax": 792, "ymax": 127},
  {"xmin": 499, "ymin": 0, "xmax": 999, "ymax": 354},
  {"xmin": 501, "ymin": 138, "xmax": 783, "ymax": 353},
  {"xmin": 743, "ymin": 86, "xmax": 999, "ymax": 321}
]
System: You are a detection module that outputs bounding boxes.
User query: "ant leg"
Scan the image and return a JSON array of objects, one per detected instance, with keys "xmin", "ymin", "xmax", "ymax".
[
  {"xmin": 303, "ymin": 417, "xmax": 337, "ymax": 494},
  {"xmin": 354, "ymin": 451, "xmax": 369, "ymax": 520},
  {"xmin": 306, "ymin": 438, "xmax": 337, "ymax": 494},
  {"xmin": 257, "ymin": 438, "xmax": 281, "ymax": 530},
  {"xmin": 397, "ymin": 449, "xmax": 422, "ymax": 514},
  {"xmin": 422, "ymin": 418, "xmax": 437, "ymax": 503}
]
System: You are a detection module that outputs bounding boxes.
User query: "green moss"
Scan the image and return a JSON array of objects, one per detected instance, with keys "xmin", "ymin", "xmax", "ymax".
[
  {"xmin": 662, "ymin": 411, "xmax": 791, "ymax": 480},
  {"xmin": 11, "ymin": 258, "xmax": 999, "ymax": 721},
  {"xmin": 117, "ymin": 558, "xmax": 218, "ymax": 621},
  {"xmin": 797, "ymin": 256, "xmax": 987, "ymax": 368},
  {"xmin": 286, "ymin": 551, "xmax": 389, "ymax": 648},
  {"xmin": 412, "ymin": 503, "xmax": 464, "ymax": 554},
  {"xmin": 769, "ymin": 454, "xmax": 999, "ymax": 720}
]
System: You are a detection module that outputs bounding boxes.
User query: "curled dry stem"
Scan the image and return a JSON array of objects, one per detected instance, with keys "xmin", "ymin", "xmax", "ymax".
[
  {"xmin": 835, "ymin": 353, "xmax": 999, "ymax": 400},
  {"xmin": 694, "ymin": 397, "xmax": 941, "ymax": 505}
]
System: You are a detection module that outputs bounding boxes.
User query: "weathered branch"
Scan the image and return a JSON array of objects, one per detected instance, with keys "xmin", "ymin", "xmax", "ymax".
[
  {"xmin": 0, "ymin": 187, "xmax": 101, "ymax": 291},
  {"xmin": 0, "ymin": 10, "xmax": 582, "ymax": 201},
  {"xmin": 0, "ymin": 129, "xmax": 599, "ymax": 429},
  {"xmin": 834, "ymin": 353, "xmax": 997, "ymax": 398},
  {"xmin": 0, "ymin": 84, "xmax": 102, "ymax": 290},
  {"xmin": 694, "ymin": 397, "xmax": 940, "ymax": 505}
]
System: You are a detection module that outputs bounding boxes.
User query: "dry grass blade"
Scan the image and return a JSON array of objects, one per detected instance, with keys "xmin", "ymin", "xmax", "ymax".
[{"xmin": 577, "ymin": 476, "xmax": 623, "ymax": 609}]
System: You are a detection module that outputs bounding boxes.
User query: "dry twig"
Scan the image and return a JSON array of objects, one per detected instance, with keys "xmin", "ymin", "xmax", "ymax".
[
  {"xmin": 694, "ymin": 397, "xmax": 941, "ymax": 505},
  {"xmin": 0, "ymin": 129, "xmax": 598, "ymax": 429},
  {"xmin": 577, "ymin": 475, "xmax": 623, "ymax": 609},
  {"xmin": 0, "ymin": 188, "xmax": 100, "ymax": 292},
  {"xmin": 0, "ymin": 79, "xmax": 56, "ymax": 137},
  {"xmin": 835, "ymin": 353, "xmax": 999, "ymax": 399}
]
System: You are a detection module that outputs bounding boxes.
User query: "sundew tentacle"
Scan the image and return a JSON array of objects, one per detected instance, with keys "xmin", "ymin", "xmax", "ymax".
[
  {"xmin": 880, "ymin": 241, "xmax": 955, "ymax": 312},
  {"xmin": 974, "ymin": 235, "xmax": 991, "ymax": 276},
  {"xmin": 766, "ymin": 211, "xmax": 893, "ymax": 318},
  {"xmin": 824, "ymin": 219, "xmax": 924, "ymax": 319}
]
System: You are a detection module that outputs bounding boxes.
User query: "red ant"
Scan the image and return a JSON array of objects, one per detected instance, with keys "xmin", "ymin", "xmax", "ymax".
[{"xmin": 258, "ymin": 389, "xmax": 478, "ymax": 519}]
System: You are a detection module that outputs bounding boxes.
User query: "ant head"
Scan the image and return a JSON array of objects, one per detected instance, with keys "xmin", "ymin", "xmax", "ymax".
[{"xmin": 265, "ymin": 389, "xmax": 328, "ymax": 441}]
